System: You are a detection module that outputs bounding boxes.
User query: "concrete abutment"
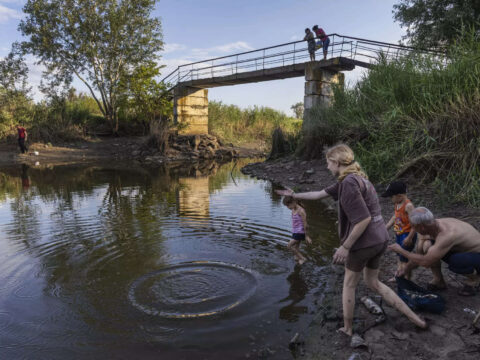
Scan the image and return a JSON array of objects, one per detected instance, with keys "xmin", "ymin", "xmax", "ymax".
[
  {"xmin": 303, "ymin": 63, "xmax": 345, "ymax": 120},
  {"xmin": 174, "ymin": 86, "xmax": 209, "ymax": 135}
]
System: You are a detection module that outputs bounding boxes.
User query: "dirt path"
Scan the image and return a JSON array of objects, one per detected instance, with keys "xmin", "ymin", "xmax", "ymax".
[{"xmin": 242, "ymin": 156, "xmax": 480, "ymax": 360}]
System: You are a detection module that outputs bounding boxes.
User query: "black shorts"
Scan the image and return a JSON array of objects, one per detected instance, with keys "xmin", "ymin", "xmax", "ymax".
[{"xmin": 292, "ymin": 233, "xmax": 305, "ymax": 241}]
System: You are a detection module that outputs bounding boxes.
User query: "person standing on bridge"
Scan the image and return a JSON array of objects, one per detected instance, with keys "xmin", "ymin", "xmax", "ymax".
[
  {"xmin": 304, "ymin": 28, "xmax": 316, "ymax": 62},
  {"xmin": 312, "ymin": 25, "xmax": 329, "ymax": 60}
]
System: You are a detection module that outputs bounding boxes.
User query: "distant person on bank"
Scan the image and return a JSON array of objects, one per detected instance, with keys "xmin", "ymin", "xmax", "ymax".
[
  {"xmin": 17, "ymin": 125, "xmax": 28, "ymax": 154},
  {"xmin": 312, "ymin": 25, "xmax": 329, "ymax": 60},
  {"xmin": 389, "ymin": 207, "xmax": 480, "ymax": 296},
  {"xmin": 304, "ymin": 28, "xmax": 316, "ymax": 62},
  {"xmin": 276, "ymin": 144, "xmax": 427, "ymax": 336}
]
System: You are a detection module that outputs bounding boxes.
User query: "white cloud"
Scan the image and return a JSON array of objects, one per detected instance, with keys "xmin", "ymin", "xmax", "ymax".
[
  {"xmin": 163, "ymin": 43, "xmax": 186, "ymax": 54},
  {"xmin": 0, "ymin": 4, "xmax": 22, "ymax": 23},
  {"xmin": 160, "ymin": 41, "xmax": 255, "ymax": 80},
  {"xmin": 190, "ymin": 41, "xmax": 254, "ymax": 59}
]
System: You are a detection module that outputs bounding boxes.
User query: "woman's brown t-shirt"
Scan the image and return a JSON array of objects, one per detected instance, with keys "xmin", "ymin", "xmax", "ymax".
[{"xmin": 325, "ymin": 173, "xmax": 388, "ymax": 250}]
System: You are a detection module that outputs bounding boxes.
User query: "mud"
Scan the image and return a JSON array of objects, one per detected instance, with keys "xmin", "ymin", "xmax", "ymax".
[{"xmin": 242, "ymin": 156, "xmax": 480, "ymax": 360}]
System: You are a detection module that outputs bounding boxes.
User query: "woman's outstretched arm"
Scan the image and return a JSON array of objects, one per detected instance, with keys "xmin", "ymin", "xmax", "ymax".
[{"xmin": 276, "ymin": 188, "xmax": 330, "ymax": 200}]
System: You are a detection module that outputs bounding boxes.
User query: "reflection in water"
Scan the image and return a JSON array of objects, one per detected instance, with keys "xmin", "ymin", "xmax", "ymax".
[
  {"xmin": 279, "ymin": 269, "xmax": 309, "ymax": 322},
  {"xmin": 0, "ymin": 160, "xmax": 338, "ymax": 359}
]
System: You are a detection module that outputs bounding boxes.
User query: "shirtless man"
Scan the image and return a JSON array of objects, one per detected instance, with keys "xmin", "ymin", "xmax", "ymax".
[{"xmin": 389, "ymin": 207, "xmax": 480, "ymax": 296}]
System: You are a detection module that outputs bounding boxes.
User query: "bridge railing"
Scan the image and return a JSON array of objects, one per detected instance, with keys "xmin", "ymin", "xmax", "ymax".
[{"xmin": 161, "ymin": 34, "xmax": 443, "ymax": 89}]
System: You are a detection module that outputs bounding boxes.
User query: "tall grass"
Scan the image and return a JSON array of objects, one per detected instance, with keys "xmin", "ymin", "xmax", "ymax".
[
  {"xmin": 208, "ymin": 101, "xmax": 301, "ymax": 149},
  {"xmin": 301, "ymin": 33, "xmax": 480, "ymax": 206}
]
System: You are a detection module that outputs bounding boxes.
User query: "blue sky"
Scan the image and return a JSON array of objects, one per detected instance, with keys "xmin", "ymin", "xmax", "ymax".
[{"xmin": 0, "ymin": 0, "xmax": 406, "ymax": 116}]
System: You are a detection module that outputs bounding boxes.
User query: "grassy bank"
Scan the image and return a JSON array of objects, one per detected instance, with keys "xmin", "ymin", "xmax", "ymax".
[
  {"xmin": 300, "ymin": 35, "xmax": 480, "ymax": 206},
  {"xmin": 208, "ymin": 101, "xmax": 301, "ymax": 150}
]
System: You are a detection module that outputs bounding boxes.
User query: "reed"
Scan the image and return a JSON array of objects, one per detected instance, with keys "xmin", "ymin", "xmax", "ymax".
[
  {"xmin": 300, "ymin": 34, "xmax": 480, "ymax": 206},
  {"xmin": 208, "ymin": 101, "xmax": 301, "ymax": 150}
]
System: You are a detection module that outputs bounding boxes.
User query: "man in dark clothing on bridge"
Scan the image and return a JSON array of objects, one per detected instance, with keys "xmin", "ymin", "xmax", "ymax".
[{"xmin": 17, "ymin": 125, "xmax": 28, "ymax": 154}]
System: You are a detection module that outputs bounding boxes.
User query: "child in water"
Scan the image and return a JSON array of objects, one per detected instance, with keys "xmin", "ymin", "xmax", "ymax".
[{"xmin": 283, "ymin": 196, "xmax": 312, "ymax": 265}]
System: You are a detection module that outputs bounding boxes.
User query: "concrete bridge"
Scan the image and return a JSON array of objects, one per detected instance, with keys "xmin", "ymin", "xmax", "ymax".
[{"xmin": 161, "ymin": 34, "xmax": 439, "ymax": 134}]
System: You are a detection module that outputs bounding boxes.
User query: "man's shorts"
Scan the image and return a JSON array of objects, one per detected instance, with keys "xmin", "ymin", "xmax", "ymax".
[
  {"xmin": 346, "ymin": 241, "xmax": 387, "ymax": 272},
  {"xmin": 442, "ymin": 252, "xmax": 480, "ymax": 275},
  {"xmin": 396, "ymin": 232, "xmax": 417, "ymax": 263}
]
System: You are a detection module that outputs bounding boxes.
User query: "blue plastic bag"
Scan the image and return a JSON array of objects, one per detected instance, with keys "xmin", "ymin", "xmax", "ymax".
[{"xmin": 396, "ymin": 277, "xmax": 445, "ymax": 314}]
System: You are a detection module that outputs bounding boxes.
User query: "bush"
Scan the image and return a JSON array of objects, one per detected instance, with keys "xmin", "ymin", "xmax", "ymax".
[
  {"xmin": 208, "ymin": 101, "xmax": 301, "ymax": 150},
  {"xmin": 299, "ymin": 34, "xmax": 480, "ymax": 206}
]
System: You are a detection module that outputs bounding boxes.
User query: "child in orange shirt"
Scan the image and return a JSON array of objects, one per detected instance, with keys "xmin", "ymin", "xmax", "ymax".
[{"xmin": 382, "ymin": 181, "xmax": 417, "ymax": 281}]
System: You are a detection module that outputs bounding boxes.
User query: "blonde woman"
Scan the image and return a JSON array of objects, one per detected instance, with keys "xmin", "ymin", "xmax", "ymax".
[{"xmin": 277, "ymin": 144, "xmax": 426, "ymax": 336}]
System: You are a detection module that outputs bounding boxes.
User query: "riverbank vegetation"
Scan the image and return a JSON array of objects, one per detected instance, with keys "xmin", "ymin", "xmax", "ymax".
[
  {"xmin": 300, "ymin": 33, "xmax": 480, "ymax": 206},
  {"xmin": 208, "ymin": 101, "xmax": 301, "ymax": 149}
]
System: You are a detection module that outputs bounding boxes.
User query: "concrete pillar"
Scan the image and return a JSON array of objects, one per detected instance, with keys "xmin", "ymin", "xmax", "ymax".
[
  {"xmin": 174, "ymin": 86, "xmax": 209, "ymax": 135},
  {"xmin": 303, "ymin": 63, "xmax": 344, "ymax": 119}
]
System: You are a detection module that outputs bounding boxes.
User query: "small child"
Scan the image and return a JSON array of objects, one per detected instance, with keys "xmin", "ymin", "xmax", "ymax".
[
  {"xmin": 382, "ymin": 181, "xmax": 418, "ymax": 280},
  {"xmin": 283, "ymin": 196, "xmax": 312, "ymax": 265}
]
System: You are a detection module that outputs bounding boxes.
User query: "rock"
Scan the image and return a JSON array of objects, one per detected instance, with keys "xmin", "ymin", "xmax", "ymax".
[
  {"xmin": 430, "ymin": 324, "xmax": 447, "ymax": 337},
  {"xmin": 364, "ymin": 328, "xmax": 385, "ymax": 343},
  {"xmin": 305, "ymin": 168, "xmax": 315, "ymax": 174},
  {"xmin": 390, "ymin": 330, "xmax": 409, "ymax": 340},
  {"xmin": 191, "ymin": 135, "xmax": 200, "ymax": 150},
  {"xmin": 132, "ymin": 150, "xmax": 140, "ymax": 156}
]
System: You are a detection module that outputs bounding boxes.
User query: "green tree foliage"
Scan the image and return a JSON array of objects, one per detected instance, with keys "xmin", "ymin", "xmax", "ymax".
[
  {"xmin": 393, "ymin": 0, "xmax": 480, "ymax": 48},
  {"xmin": 290, "ymin": 102, "xmax": 304, "ymax": 119},
  {"xmin": 0, "ymin": 46, "xmax": 32, "ymax": 138},
  {"xmin": 19, "ymin": 0, "xmax": 164, "ymax": 134},
  {"xmin": 118, "ymin": 62, "xmax": 173, "ymax": 134}
]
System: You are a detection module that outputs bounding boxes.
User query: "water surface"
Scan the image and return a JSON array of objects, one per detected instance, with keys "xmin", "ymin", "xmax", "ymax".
[{"xmin": 0, "ymin": 161, "xmax": 337, "ymax": 359}]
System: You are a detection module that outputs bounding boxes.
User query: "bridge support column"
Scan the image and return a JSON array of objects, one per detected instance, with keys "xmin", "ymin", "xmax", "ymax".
[
  {"xmin": 303, "ymin": 63, "xmax": 344, "ymax": 118},
  {"xmin": 173, "ymin": 86, "xmax": 209, "ymax": 135}
]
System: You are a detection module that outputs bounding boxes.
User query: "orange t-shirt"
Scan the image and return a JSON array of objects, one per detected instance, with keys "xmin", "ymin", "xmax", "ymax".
[{"xmin": 393, "ymin": 199, "xmax": 412, "ymax": 235}]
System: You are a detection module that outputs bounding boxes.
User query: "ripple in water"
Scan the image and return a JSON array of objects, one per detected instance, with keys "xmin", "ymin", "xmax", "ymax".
[{"xmin": 128, "ymin": 261, "xmax": 257, "ymax": 318}]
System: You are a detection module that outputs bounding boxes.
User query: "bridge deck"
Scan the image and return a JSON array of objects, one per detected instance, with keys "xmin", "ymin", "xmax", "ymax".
[{"xmin": 177, "ymin": 57, "xmax": 370, "ymax": 89}]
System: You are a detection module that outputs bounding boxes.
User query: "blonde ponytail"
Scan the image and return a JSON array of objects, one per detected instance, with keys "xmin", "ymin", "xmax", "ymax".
[{"xmin": 325, "ymin": 144, "xmax": 368, "ymax": 181}]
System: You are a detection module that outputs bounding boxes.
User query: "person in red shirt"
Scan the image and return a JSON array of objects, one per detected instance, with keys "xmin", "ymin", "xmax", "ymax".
[
  {"xmin": 16, "ymin": 125, "xmax": 28, "ymax": 154},
  {"xmin": 312, "ymin": 25, "xmax": 330, "ymax": 60}
]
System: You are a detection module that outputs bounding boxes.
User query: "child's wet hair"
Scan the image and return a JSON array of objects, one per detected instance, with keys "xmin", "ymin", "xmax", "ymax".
[{"xmin": 283, "ymin": 196, "xmax": 296, "ymax": 206}]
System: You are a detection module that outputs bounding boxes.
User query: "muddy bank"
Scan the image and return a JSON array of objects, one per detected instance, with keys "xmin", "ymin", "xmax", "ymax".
[
  {"xmin": 242, "ymin": 156, "xmax": 480, "ymax": 360},
  {"xmin": 0, "ymin": 134, "xmax": 265, "ymax": 167}
]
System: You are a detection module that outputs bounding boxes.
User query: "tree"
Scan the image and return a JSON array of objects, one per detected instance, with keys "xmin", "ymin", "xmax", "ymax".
[
  {"xmin": 0, "ymin": 46, "xmax": 32, "ymax": 136},
  {"xmin": 290, "ymin": 102, "xmax": 304, "ymax": 119},
  {"xmin": 393, "ymin": 0, "xmax": 480, "ymax": 48},
  {"xmin": 19, "ymin": 0, "xmax": 163, "ymax": 134},
  {"xmin": 118, "ymin": 61, "xmax": 172, "ymax": 133}
]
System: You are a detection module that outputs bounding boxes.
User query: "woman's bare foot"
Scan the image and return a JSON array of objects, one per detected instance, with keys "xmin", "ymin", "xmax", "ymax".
[
  {"xmin": 337, "ymin": 327, "xmax": 352, "ymax": 336},
  {"xmin": 298, "ymin": 258, "xmax": 306, "ymax": 265}
]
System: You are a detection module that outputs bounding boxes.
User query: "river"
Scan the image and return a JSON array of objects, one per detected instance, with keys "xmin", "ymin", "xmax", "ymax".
[{"xmin": 0, "ymin": 160, "xmax": 338, "ymax": 359}]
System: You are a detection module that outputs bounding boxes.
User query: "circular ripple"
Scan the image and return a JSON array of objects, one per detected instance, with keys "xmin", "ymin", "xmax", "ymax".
[{"xmin": 128, "ymin": 261, "xmax": 257, "ymax": 318}]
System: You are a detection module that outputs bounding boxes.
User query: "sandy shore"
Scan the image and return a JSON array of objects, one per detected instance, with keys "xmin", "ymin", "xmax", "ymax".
[
  {"xmin": 0, "ymin": 136, "xmax": 265, "ymax": 167},
  {"xmin": 242, "ymin": 156, "xmax": 480, "ymax": 360}
]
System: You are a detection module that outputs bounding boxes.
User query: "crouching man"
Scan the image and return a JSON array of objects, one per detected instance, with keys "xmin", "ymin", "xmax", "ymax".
[{"xmin": 389, "ymin": 207, "xmax": 480, "ymax": 296}]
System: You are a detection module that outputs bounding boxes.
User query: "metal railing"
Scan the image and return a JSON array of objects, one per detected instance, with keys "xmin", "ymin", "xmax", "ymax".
[{"xmin": 161, "ymin": 33, "xmax": 444, "ymax": 90}]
